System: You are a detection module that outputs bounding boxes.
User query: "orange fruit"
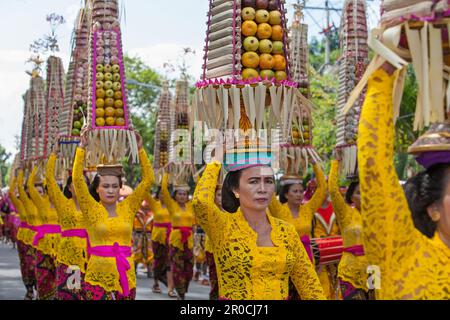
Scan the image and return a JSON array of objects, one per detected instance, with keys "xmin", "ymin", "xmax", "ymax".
[
  {"xmin": 242, "ymin": 21, "xmax": 257, "ymax": 37},
  {"xmin": 96, "ymin": 98, "xmax": 105, "ymax": 108},
  {"xmin": 271, "ymin": 25, "xmax": 283, "ymax": 41},
  {"xmin": 114, "ymin": 91, "xmax": 122, "ymax": 99},
  {"xmin": 105, "ymin": 107, "xmax": 115, "ymax": 117},
  {"xmin": 105, "ymin": 98, "xmax": 114, "ymax": 108},
  {"xmin": 259, "ymin": 53, "xmax": 275, "ymax": 69},
  {"xmin": 96, "ymin": 89, "xmax": 106, "ymax": 99},
  {"xmin": 273, "ymin": 54, "xmax": 286, "ymax": 71},
  {"xmin": 242, "ymin": 52, "xmax": 260, "ymax": 68},
  {"xmin": 256, "ymin": 23, "xmax": 272, "ymax": 39},
  {"xmin": 95, "ymin": 108, "xmax": 105, "ymax": 117},
  {"xmin": 275, "ymin": 70, "xmax": 287, "ymax": 81},
  {"xmin": 115, "ymin": 117, "xmax": 125, "ymax": 126},
  {"xmin": 115, "ymin": 108, "xmax": 124, "ymax": 117},
  {"xmin": 242, "ymin": 68, "xmax": 259, "ymax": 80},
  {"xmin": 105, "ymin": 117, "xmax": 116, "ymax": 126},
  {"xmin": 95, "ymin": 117, "xmax": 105, "ymax": 127}
]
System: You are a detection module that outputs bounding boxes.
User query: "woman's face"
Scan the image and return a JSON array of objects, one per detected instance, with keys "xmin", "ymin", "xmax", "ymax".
[
  {"xmin": 175, "ymin": 189, "xmax": 189, "ymax": 205},
  {"xmin": 235, "ymin": 166, "xmax": 275, "ymax": 212},
  {"xmin": 35, "ymin": 185, "xmax": 45, "ymax": 197},
  {"xmin": 285, "ymin": 184, "xmax": 304, "ymax": 206},
  {"xmin": 96, "ymin": 175, "xmax": 121, "ymax": 205},
  {"xmin": 214, "ymin": 188, "xmax": 222, "ymax": 208},
  {"xmin": 351, "ymin": 184, "xmax": 361, "ymax": 211}
]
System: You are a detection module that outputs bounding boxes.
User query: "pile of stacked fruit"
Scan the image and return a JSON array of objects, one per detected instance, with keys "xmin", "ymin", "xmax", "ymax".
[
  {"xmin": 154, "ymin": 82, "xmax": 172, "ymax": 170},
  {"xmin": 170, "ymin": 81, "xmax": 190, "ymax": 163},
  {"xmin": 240, "ymin": 0, "xmax": 288, "ymax": 81}
]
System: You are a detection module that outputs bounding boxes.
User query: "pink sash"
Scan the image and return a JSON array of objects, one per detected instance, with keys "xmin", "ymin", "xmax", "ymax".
[
  {"xmin": 61, "ymin": 229, "xmax": 91, "ymax": 256},
  {"xmin": 32, "ymin": 224, "xmax": 61, "ymax": 246},
  {"xmin": 344, "ymin": 245, "xmax": 365, "ymax": 256},
  {"xmin": 173, "ymin": 226, "xmax": 192, "ymax": 244},
  {"xmin": 153, "ymin": 222, "xmax": 172, "ymax": 243}
]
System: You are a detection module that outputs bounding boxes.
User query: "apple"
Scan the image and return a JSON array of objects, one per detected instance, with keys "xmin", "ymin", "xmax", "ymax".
[
  {"xmin": 242, "ymin": 51, "xmax": 260, "ymax": 68},
  {"xmin": 104, "ymin": 73, "xmax": 113, "ymax": 81},
  {"xmin": 241, "ymin": 7, "xmax": 256, "ymax": 21},
  {"xmin": 255, "ymin": 9, "xmax": 269, "ymax": 23},
  {"xmin": 114, "ymin": 91, "xmax": 122, "ymax": 99},
  {"xmin": 96, "ymin": 64, "xmax": 104, "ymax": 72},
  {"xmin": 256, "ymin": 0, "xmax": 269, "ymax": 10},
  {"xmin": 105, "ymin": 107, "xmax": 115, "ymax": 117},
  {"xmin": 272, "ymin": 41, "xmax": 284, "ymax": 54},
  {"xmin": 242, "ymin": 0, "xmax": 256, "ymax": 7},
  {"xmin": 96, "ymin": 81, "xmax": 104, "ymax": 89},
  {"xmin": 259, "ymin": 39, "xmax": 273, "ymax": 53},
  {"xmin": 96, "ymin": 73, "xmax": 104, "ymax": 81},
  {"xmin": 104, "ymin": 64, "xmax": 112, "ymax": 73},
  {"xmin": 104, "ymin": 81, "xmax": 113, "ymax": 90},
  {"xmin": 96, "ymin": 108, "xmax": 105, "ymax": 117},
  {"xmin": 257, "ymin": 23, "xmax": 272, "ymax": 39},
  {"xmin": 73, "ymin": 121, "xmax": 82, "ymax": 129},
  {"xmin": 106, "ymin": 117, "xmax": 116, "ymax": 126},
  {"xmin": 115, "ymin": 117, "xmax": 125, "ymax": 126},
  {"xmin": 115, "ymin": 108, "xmax": 124, "ymax": 117},
  {"xmin": 242, "ymin": 20, "xmax": 258, "ymax": 37},
  {"xmin": 113, "ymin": 82, "xmax": 121, "ymax": 91},
  {"xmin": 113, "ymin": 73, "xmax": 121, "ymax": 82},
  {"xmin": 105, "ymin": 98, "xmax": 114, "ymax": 108},
  {"xmin": 96, "ymin": 88, "xmax": 106, "ymax": 98},
  {"xmin": 105, "ymin": 89, "xmax": 115, "ymax": 98},
  {"xmin": 242, "ymin": 68, "xmax": 259, "ymax": 80},
  {"xmin": 243, "ymin": 36, "xmax": 259, "ymax": 52},
  {"xmin": 95, "ymin": 117, "xmax": 105, "ymax": 127},
  {"xmin": 269, "ymin": 10, "xmax": 282, "ymax": 25},
  {"xmin": 112, "ymin": 64, "xmax": 120, "ymax": 73},
  {"xmin": 268, "ymin": 0, "xmax": 278, "ymax": 10},
  {"xmin": 96, "ymin": 98, "xmax": 105, "ymax": 108},
  {"xmin": 72, "ymin": 128, "xmax": 80, "ymax": 136},
  {"xmin": 114, "ymin": 100, "xmax": 124, "ymax": 108},
  {"xmin": 275, "ymin": 71, "xmax": 287, "ymax": 81},
  {"xmin": 260, "ymin": 69, "xmax": 275, "ymax": 80}
]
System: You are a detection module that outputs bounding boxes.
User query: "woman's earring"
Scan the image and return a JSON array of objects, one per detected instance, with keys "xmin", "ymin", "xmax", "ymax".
[
  {"xmin": 431, "ymin": 211, "xmax": 441, "ymax": 222},
  {"xmin": 234, "ymin": 193, "xmax": 240, "ymax": 199}
]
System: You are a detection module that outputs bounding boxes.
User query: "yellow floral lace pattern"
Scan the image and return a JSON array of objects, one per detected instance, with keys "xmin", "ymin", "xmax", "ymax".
[
  {"xmin": 358, "ymin": 69, "xmax": 450, "ymax": 299},
  {"xmin": 329, "ymin": 160, "xmax": 369, "ymax": 291},
  {"xmin": 145, "ymin": 194, "xmax": 171, "ymax": 245},
  {"xmin": 46, "ymin": 153, "xmax": 88, "ymax": 271},
  {"xmin": 193, "ymin": 161, "xmax": 326, "ymax": 300},
  {"xmin": 161, "ymin": 174, "xmax": 194, "ymax": 250},
  {"xmin": 73, "ymin": 147, "xmax": 154, "ymax": 292},
  {"xmin": 17, "ymin": 170, "xmax": 40, "ymax": 249}
]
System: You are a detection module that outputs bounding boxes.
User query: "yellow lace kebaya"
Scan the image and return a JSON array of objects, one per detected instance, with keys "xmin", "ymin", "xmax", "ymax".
[
  {"xmin": 27, "ymin": 166, "xmax": 61, "ymax": 257},
  {"xmin": 358, "ymin": 69, "xmax": 450, "ymax": 299},
  {"xmin": 9, "ymin": 178, "xmax": 31, "ymax": 245},
  {"xmin": 329, "ymin": 160, "xmax": 369, "ymax": 292},
  {"xmin": 17, "ymin": 170, "xmax": 41, "ymax": 250},
  {"xmin": 72, "ymin": 147, "xmax": 153, "ymax": 293},
  {"xmin": 145, "ymin": 194, "xmax": 171, "ymax": 245},
  {"xmin": 269, "ymin": 164, "xmax": 327, "ymax": 237},
  {"xmin": 193, "ymin": 161, "xmax": 326, "ymax": 300},
  {"xmin": 161, "ymin": 174, "xmax": 194, "ymax": 250},
  {"xmin": 46, "ymin": 153, "xmax": 89, "ymax": 273}
]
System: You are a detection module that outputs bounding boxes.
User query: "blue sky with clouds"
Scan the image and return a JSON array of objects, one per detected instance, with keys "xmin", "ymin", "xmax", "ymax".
[{"xmin": 0, "ymin": 0, "xmax": 380, "ymax": 158}]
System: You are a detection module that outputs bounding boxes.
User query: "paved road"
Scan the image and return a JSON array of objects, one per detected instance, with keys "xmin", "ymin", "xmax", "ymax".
[{"xmin": 0, "ymin": 242, "xmax": 209, "ymax": 300}]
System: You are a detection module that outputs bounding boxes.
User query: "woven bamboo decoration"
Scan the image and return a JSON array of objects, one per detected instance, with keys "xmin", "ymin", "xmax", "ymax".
[
  {"xmin": 59, "ymin": 5, "xmax": 91, "ymax": 168},
  {"xmin": 20, "ymin": 89, "xmax": 31, "ymax": 163},
  {"xmin": 343, "ymin": 0, "xmax": 450, "ymax": 130},
  {"xmin": 169, "ymin": 80, "xmax": 193, "ymax": 187},
  {"xmin": 86, "ymin": 0, "xmax": 138, "ymax": 165},
  {"xmin": 153, "ymin": 81, "xmax": 172, "ymax": 183},
  {"xmin": 336, "ymin": 0, "xmax": 369, "ymax": 177}
]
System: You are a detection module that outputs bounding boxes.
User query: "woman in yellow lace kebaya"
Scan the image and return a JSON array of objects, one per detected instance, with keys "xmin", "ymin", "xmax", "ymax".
[
  {"xmin": 73, "ymin": 131, "xmax": 153, "ymax": 300},
  {"xmin": 145, "ymin": 188, "xmax": 176, "ymax": 298},
  {"xmin": 8, "ymin": 176, "xmax": 36, "ymax": 300},
  {"xmin": 27, "ymin": 165, "xmax": 61, "ymax": 300},
  {"xmin": 161, "ymin": 174, "xmax": 195, "ymax": 300},
  {"xmin": 193, "ymin": 150, "xmax": 326, "ymax": 300},
  {"xmin": 328, "ymin": 152, "xmax": 372, "ymax": 300},
  {"xmin": 357, "ymin": 64, "xmax": 450, "ymax": 299},
  {"xmin": 132, "ymin": 200, "xmax": 154, "ymax": 277},
  {"xmin": 46, "ymin": 152, "xmax": 90, "ymax": 300}
]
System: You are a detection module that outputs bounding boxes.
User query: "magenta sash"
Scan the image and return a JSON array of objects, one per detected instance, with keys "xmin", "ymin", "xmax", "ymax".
[
  {"xmin": 88, "ymin": 242, "xmax": 132, "ymax": 296},
  {"xmin": 173, "ymin": 226, "xmax": 192, "ymax": 244},
  {"xmin": 153, "ymin": 222, "xmax": 172, "ymax": 243},
  {"xmin": 343, "ymin": 245, "xmax": 365, "ymax": 256},
  {"xmin": 20, "ymin": 221, "xmax": 38, "ymax": 232},
  {"xmin": 61, "ymin": 228, "xmax": 91, "ymax": 256},
  {"xmin": 300, "ymin": 235, "xmax": 314, "ymax": 264},
  {"xmin": 32, "ymin": 224, "xmax": 61, "ymax": 246}
]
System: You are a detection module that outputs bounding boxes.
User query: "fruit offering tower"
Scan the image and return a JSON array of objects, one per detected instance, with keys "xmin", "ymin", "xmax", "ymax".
[
  {"xmin": 59, "ymin": 5, "xmax": 91, "ymax": 167},
  {"xmin": 336, "ymin": 0, "xmax": 369, "ymax": 176},
  {"xmin": 196, "ymin": 0, "xmax": 319, "ymax": 173},
  {"xmin": 169, "ymin": 80, "xmax": 193, "ymax": 187},
  {"xmin": 86, "ymin": 0, "xmax": 138, "ymax": 164},
  {"xmin": 153, "ymin": 81, "xmax": 173, "ymax": 183},
  {"xmin": 45, "ymin": 55, "xmax": 65, "ymax": 159}
]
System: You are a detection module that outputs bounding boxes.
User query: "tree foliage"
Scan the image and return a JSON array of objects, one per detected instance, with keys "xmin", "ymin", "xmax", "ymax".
[{"xmin": 0, "ymin": 144, "xmax": 11, "ymax": 187}]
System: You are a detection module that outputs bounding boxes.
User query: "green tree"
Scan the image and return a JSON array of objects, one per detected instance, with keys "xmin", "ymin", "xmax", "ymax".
[
  {"xmin": 122, "ymin": 55, "xmax": 162, "ymax": 187},
  {"xmin": 0, "ymin": 144, "xmax": 11, "ymax": 187}
]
